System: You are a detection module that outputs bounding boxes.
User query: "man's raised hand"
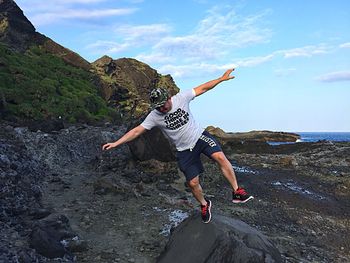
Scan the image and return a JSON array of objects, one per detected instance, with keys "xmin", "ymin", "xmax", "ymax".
[{"xmin": 221, "ymin": 68, "xmax": 235, "ymax": 81}]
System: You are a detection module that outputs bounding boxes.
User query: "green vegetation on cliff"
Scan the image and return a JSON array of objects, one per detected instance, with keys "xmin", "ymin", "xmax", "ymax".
[{"xmin": 0, "ymin": 44, "xmax": 119, "ymax": 123}]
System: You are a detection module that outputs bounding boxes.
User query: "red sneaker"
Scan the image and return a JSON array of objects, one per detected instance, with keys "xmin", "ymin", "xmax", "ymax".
[
  {"xmin": 200, "ymin": 199, "xmax": 212, "ymax": 223},
  {"xmin": 232, "ymin": 188, "xmax": 254, "ymax": 203}
]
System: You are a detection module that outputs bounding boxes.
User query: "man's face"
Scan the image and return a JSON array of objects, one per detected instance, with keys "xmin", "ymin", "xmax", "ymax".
[{"xmin": 156, "ymin": 98, "xmax": 172, "ymax": 113}]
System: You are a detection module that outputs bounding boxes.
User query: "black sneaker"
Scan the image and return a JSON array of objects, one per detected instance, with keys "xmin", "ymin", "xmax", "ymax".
[
  {"xmin": 232, "ymin": 187, "xmax": 254, "ymax": 203},
  {"xmin": 200, "ymin": 199, "xmax": 212, "ymax": 223}
]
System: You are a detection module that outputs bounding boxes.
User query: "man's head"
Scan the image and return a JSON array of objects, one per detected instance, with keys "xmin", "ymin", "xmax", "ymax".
[{"xmin": 149, "ymin": 87, "xmax": 172, "ymax": 113}]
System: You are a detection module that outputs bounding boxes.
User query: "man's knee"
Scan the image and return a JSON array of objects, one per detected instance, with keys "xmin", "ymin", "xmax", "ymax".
[
  {"xmin": 188, "ymin": 176, "xmax": 199, "ymax": 188},
  {"xmin": 211, "ymin": 151, "xmax": 228, "ymax": 164}
]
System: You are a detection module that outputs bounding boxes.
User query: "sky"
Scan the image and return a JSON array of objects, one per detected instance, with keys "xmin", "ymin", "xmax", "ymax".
[{"xmin": 16, "ymin": 0, "xmax": 350, "ymax": 132}]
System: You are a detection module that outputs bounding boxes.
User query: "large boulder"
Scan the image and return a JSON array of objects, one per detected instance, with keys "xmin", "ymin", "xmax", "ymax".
[
  {"xmin": 29, "ymin": 214, "xmax": 79, "ymax": 259},
  {"xmin": 128, "ymin": 126, "xmax": 176, "ymax": 162},
  {"xmin": 157, "ymin": 214, "xmax": 282, "ymax": 263}
]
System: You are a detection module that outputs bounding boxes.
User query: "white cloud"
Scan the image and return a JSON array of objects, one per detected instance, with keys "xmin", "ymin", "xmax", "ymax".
[
  {"xmin": 87, "ymin": 40, "xmax": 130, "ymax": 54},
  {"xmin": 31, "ymin": 8, "xmax": 137, "ymax": 26},
  {"xmin": 235, "ymin": 54, "xmax": 274, "ymax": 67},
  {"xmin": 339, "ymin": 42, "xmax": 350, "ymax": 48},
  {"xmin": 114, "ymin": 24, "xmax": 172, "ymax": 43},
  {"xmin": 86, "ymin": 5, "xmax": 273, "ymax": 60},
  {"xmin": 87, "ymin": 23, "xmax": 172, "ymax": 56},
  {"xmin": 158, "ymin": 62, "xmax": 237, "ymax": 78},
  {"xmin": 147, "ymin": 40, "xmax": 345, "ymax": 80},
  {"xmin": 135, "ymin": 53, "xmax": 172, "ymax": 64},
  {"xmin": 281, "ymin": 44, "xmax": 331, "ymax": 58},
  {"xmin": 132, "ymin": 6, "xmax": 273, "ymax": 65},
  {"xmin": 17, "ymin": 0, "xmax": 107, "ymax": 13},
  {"xmin": 196, "ymin": 7, "xmax": 272, "ymax": 48},
  {"xmin": 274, "ymin": 68, "xmax": 297, "ymax": 77},
  {"xmin": 316, "ymin": 71, "xmax": 350, "ymax": 82},
  {"xmin": 17, "ymin": 0, "xmax": 138, "ymax": 26},
  {"xmin": 154, "ymin": 36, "xmax": 219, "ymax": 61}
]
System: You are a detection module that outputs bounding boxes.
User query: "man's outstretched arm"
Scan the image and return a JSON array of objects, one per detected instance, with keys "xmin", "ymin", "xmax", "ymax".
[
  {"xmin": 102, "ymin": 125, "xmax": 147, "ymax": 151},
  {"xmin": 193, "ymin": 69, "xmax": 235, "ymax": 97}
]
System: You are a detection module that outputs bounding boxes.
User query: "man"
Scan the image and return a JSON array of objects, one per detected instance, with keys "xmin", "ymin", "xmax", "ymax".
[{"xmin": 102, "ymin": 69, "xmax": 253, "ymax": 224}]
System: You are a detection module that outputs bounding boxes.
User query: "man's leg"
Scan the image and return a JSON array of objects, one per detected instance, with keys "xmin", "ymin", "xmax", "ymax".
[
  {"xmin": 188, "ymin": 175, "xmax": 207, "ymax": 206},
  {"xmin": 210, "ymin": 151, "xmax": 238, "ymax": 191},
  {"xmin": 210, "ymin": 151, "xmax": 254, "ymax": 203},
  {"xmin": 188, "ymin": 175, "xmax": 212, "ymax": 223}
]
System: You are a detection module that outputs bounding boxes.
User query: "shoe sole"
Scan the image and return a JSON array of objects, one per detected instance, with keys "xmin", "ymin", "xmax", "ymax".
[
  {"xmin": 202, "ymin": 200, "xmax": 212, "ymax": 224},
  {"xmin": 232, "ymin": 196, "xmax": 254, "ymax": 204}
]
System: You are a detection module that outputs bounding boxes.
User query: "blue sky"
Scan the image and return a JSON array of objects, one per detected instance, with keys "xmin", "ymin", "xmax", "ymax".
[{"xmin": 16, "ymin": 0, "xmax": 350, "ymax": 132}]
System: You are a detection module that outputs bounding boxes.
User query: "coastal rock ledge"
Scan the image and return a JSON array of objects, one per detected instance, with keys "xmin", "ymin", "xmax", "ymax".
[{"xmin": 157, "ymin": 214, "xmax": 282, "ymax": 263}]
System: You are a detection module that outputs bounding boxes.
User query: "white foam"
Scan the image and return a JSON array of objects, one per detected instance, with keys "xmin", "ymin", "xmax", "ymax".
[
  {"xmin": 272, "ymin": 180, "xmax": 326, "ymax": 200},
  {"xmin": 160, "ymin": 210, "xmax": 189, "ymax": 236}
]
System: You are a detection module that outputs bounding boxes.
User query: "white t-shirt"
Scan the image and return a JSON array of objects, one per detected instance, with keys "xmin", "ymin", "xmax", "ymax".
[{"xmin": 141, "ymin": 89, "xmax": 204, "ymax": 151}]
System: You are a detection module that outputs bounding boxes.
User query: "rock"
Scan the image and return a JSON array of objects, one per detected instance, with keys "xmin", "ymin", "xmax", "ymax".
[
  {"xmin": 93, "ymin": 175, "xmax": 131, "ymax": 195},
  {"xmin": 42, "ymin": 38, "xmax": 91, "ymax": 70},
  {"xmin": 206, "ymin": 126, "xmax": 300, "ymax": 144},
  {"xmin": 28, "ymin": 208, "xmax": 52, "ymax": 220},
  {"xmin": 92, "ymin": 56, "xmax": 179, "ymax": 118},
  {"xmin": 0, "ymin": 0, "xmax": 90, "ymax": 70},
  {"xmin": 0, "ymin": 0, "xmax": 38, "ymax": 51},
  {"xmin": 128, "ymin": 126, "xmax": 176, "ymax": 162},
  {"xmin": 157, "ymin": 213, "xmax": 282, "ymax": 263},
  {"xmin": 66, "ymin": 237, "xmax": 89, "ymax": 252},
  {"xmin": 29, "ymin": 214, "xmax": 76, "ymax": 259},
  {"xmin": 138, "ymin": 159, "xmax": 177, "ymax": 175},
  {"xmin": 23, "ymin": 119, "xmax": 65, "ymax": 133}
]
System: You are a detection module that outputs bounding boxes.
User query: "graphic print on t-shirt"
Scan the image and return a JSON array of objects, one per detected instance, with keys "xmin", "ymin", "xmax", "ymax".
[{"xmin": 164, "ymin": 108, "xmax": 190, "ymax": 130}]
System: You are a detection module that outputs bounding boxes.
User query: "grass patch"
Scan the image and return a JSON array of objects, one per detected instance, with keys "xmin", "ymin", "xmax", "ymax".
[{"xmin": 0, "ymin": 44, "xmax": 120, "ymax": 124}]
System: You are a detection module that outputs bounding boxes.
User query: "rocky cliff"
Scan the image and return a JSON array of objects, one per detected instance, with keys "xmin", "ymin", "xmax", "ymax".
[
  {"xmin": 0, "ymin": 0, "xmax": 39, "ymax": 51},
  {"xmin": 0, "ymin": 0, "xmax": 179, "ymax": 124},
  {"xmin": 0, "ymin": 0, "xmax": 90, "ymax": 69}
]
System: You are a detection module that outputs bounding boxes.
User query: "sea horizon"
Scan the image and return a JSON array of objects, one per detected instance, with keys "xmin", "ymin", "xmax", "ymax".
[{"xmin": 274, "ymin": 132, "xmax": 350, "ymax": 143}]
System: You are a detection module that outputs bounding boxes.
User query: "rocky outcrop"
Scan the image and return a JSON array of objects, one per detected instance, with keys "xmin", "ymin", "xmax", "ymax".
[
  {"xmin": 92, "ymin": 56, "xmax": 179, "ymax": 118},
  {"xmin": 157, "ymin": 213, "xmax": 282, "ymax": 263},
  {"xmin": 0, "ymin": 122, "xmax": 129, "ymax": 261},
  {"xmin": 0, "ymin": 0, "xmax": 40, "ymax": 51},
  {"xmin": 42, "ymin": 38, "xmax": 91, "ymax": 70},
  {"xmin": 1, "ymin": 122, "xmax": 349, "ymax": 262},
  {"xmin": 207, "ymin": 126, "xmax": 300, "ymax": 144},
  {"xmin": 0, "ymin": 0, "xmax": 90, "ymax": 70}
]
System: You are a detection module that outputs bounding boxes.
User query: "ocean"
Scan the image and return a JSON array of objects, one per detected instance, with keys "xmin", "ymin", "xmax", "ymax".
[
  {"xmin": 297, "ymin": 132, "xmax": 350, "ymax": 142},
  {"xmin": 267, "ymin": 132, "xmax": 350, "ymax": 145}
]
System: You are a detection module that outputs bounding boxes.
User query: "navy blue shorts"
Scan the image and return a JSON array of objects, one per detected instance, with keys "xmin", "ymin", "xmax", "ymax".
[{"xmin": 176, "ymin": 131, "xmax": 222, "ymax": 182}]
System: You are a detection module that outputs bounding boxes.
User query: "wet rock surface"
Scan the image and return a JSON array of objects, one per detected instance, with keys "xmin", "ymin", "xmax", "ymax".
[{"xmin": 0, "ymin": 122, "xmax": 349, "ymax": 262}]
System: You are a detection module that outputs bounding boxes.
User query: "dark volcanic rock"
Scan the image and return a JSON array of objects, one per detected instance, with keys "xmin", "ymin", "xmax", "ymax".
[
  {"xmin": 0, "ymin": 0, "xmax": 40, "ymax": 51},
  {"xmin": 128, "ymin": 126, "xmax": 176, "ymax": 162},
  {"xmin": 29, "ymin": 214, "xmax": 76, "ymax": 259},
  {"xmin": 0, "ymin": 0, "xmax": 91, "ymax": 69},
  {"xmin": 207, "ymin": 126, "xmax": 300, "ymax": 143},
  {"xmin": 157, "ymin": 214, "xmax": 282, "ymax": 263}
]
